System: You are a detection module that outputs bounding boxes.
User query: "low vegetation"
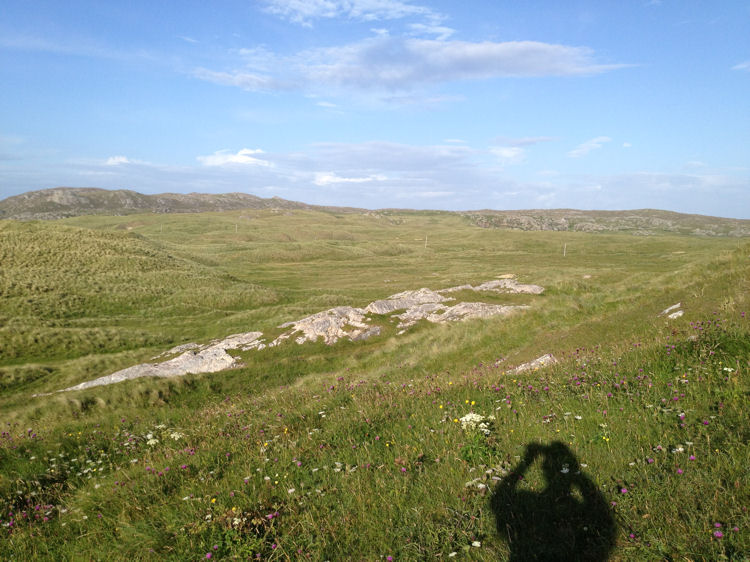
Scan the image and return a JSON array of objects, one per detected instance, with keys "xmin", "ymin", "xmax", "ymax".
[{"xmin": 1, "ymin": 209, "xmax": 748, "ymax": 559}]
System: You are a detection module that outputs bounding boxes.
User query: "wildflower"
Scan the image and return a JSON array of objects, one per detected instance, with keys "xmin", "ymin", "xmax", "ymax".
[
  {"xmin": 620, "ymin": 488, "xmax": 628, "ymax": 494},
  {"xmin": 676, "ymin": 468, "xmax": 683, "ymax": 475},
  {"xmin": 714, "ymin": 531, "xmax": 723, "ymax": 538},
  {"xmin": 472, "ymin": 541, "xmax": 481, "ymax": 547}
]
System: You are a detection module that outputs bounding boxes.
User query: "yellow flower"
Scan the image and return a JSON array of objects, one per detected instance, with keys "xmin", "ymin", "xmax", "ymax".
[
  {"xmin": 471, "ymin": 401, "xmax": 475, "ymax": 406},
  {"xmin": 439, "ymin": 405, "xmax": 443, "ymax": 409},
  {"xmin": 453, "ymin": 418, "xmax": 458, "ymax": 423},
  {"xmin": 211, "ymin": 498, "xmax": 216, "ymax": 503},
  {"xmin": 465, "ymin": 400, "xmax": 469, "ymax": 404}
]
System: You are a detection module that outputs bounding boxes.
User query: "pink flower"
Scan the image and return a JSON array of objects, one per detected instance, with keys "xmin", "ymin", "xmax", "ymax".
[
  {"xmin": 620, "ymin": 488, "xmax": 628, "ymax": 494},
  {"xmin": 676, "ymin": 468, "xmax": 683, "ymax": 474},
  {"xmin": 714, "ymin": 531, "xmax": 723, "ymax": 538}
]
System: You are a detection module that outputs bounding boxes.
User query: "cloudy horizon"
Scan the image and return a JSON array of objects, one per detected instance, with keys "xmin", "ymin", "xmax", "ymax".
[{"xmin": 1, "ymin": 1, "xmax": 748, "ymax": 218}]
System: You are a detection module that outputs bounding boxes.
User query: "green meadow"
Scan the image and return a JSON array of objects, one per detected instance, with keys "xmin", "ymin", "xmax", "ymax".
[{"xmin": 1, "ymin": 209, "xmax": 748, "ymax": 560}]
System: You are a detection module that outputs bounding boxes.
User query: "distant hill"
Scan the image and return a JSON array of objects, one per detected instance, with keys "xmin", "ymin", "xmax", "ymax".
[
  {"xmin": 461, "ymin": 208, "xmax": 750, "ymax": 237},
  {"xmin": 1, "ymin": 187, "xmax": 749, "ymax": 236},
  {"xmin": 0, "ymin": 187, "xmax": 329, "ymax": 220}
]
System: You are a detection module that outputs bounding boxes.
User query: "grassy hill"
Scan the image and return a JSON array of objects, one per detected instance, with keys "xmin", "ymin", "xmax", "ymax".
[
  {"xmin": 0, "ymin": 188, "xmax": 323, "ymax": 221},
  {"xmin": 3, "ymin": 187, "xmax": 750, "ymax": 237},
  {"xmin": 0, "ymin": 209, "xmax": 748, "ymax": 560}
]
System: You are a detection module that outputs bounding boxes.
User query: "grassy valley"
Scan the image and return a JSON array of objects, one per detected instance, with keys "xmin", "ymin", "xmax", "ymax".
[{"xmin": 0, "ymin": 208, "xmax": 748, "ymax": 560}]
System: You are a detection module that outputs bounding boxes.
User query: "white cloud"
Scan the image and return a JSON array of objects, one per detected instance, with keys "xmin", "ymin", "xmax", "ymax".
[
  {"xmin": 732, "ymin": 61, "xmax": 750, "ymax": 71},
  {"xmin": 622, "ymin": 142, "xmax": 632, "ymax": 148},
  {"xmin": 408, "ymin": 22, "xmax": 455, "ymax": 40},
  {"xmin": 197, "ymin": 148, "xmax": 272, "ymax": 167},
  {"xmin": 314, "ymin": 171, "xmax": 387, "ymax": 185},
  {"xmin": 262, "ymin": 0, "xmax": 434, "ymax": 26},
  {"xmin": 304, "ymin": 37, "xmax": 626, "ymax": 91},
  {"xmin": 192, "ymin": 68, "xmax": 291, "ymax": 92},
  {"xmin": 398, "ymin": 190, "xmax": 455, "ymax": 198},
  {"xmin": 567, "ymin": 136, "xmax": 611, "ymax": 158},
  {"xmin": 105, "ymin": 155, "xmax": 131, "ymax": 166},
  {"xmin": 193, "ymin": 36, "xmax": 627, "ymax": 96},
  {"xmin": 490, "ymin": 146, "xmax": 525, "ymax": 165}
]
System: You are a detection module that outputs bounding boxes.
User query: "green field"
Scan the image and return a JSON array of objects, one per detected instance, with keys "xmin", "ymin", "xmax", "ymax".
[{"xmin": 1, "ymin": 209, "xmax": 748, "ymax": 560}]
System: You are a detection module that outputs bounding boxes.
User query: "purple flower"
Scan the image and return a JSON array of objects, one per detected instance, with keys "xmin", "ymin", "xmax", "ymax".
[
  {"xmin": 714, "ymin": 531, "xmax": 723, "ymax": 538},
  {"xmin": 676, "ymin": 468, "xmax": 683, "ymax": 474},
  {"xmin": 620, "ymin": 488, "xmax": 628, "ymax": 494},
  {"xmin": 689, "ymin": 455, "xmax": 695, "ymax": 461}
]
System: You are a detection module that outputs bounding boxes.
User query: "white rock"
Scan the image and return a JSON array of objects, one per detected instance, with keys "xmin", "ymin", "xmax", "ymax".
[{"xmin": 509, "ymin": 353, "xmax": 558, "ymax": 374}]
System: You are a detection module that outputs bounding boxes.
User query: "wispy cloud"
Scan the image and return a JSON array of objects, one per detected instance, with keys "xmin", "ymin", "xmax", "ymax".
[
  {"xmin": 732, "ymin": 61, "xmax": 750, "ymax": 72},
  {"xmin": 197, "ymin": 148, "xmax": 273, "ymax": 167},
  {"xmin": 105, "ymin": 156, "xmax": 132, "ymax": 166},
  {"xmin": 261, "ymin": 0, "xmax": 435, "ymax": 26},
  {"xmin": 191, "ymin": 68, "xmax": 293, "ymax": 92},
  {"xmin": 567, "ymin": 136, "xmax": 611, "ymax": 158},
  {"xmin": 193, "ymin": 36, "xmax": 627, "ymax": 96},
  {"xmin": 490, "ymin": 146, "xmax": 526, "ymax": 165},
  {"xmin": 314, "ymin": 171, "xmax": 387, "ymax": 186}
]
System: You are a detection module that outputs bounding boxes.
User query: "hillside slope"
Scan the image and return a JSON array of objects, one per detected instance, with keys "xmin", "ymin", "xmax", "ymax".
[
  {"xmin": 3, "ymin": 187, "xmax": 750, "ymax": 236},
  {"xmin": 0, "ymin": 187, "xmax": 322, "ymax": 220}
]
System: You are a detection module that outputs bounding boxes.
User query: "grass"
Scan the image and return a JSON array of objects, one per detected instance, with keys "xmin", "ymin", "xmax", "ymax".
[{"xmin": 0, "ymin": 209, "xmax": 748, "ymax": 560}]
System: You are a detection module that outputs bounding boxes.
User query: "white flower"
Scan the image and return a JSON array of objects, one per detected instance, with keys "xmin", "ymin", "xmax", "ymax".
[
  {"xmin": 472, "ymin": 541, "xmax": 481, "ymax": 547},
  {"xmin": 287, "ymin": 488, "xmax": 296, "ymax": 494},
  {"xmin": 147, "ymin": 438, "xmax": 159, "ymax": 446},
  {"xmin": 560, "ymin": 464, "xmax": 570, "ymax": 474},
  {"xmin": 574, "ymin": 415, "xmax": 582, "ymax": 420}
]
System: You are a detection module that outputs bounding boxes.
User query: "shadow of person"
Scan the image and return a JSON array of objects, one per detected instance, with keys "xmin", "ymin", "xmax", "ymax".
[{"xmin": 491, "ymin": 441, "xmax": 616, "ymax": 561}]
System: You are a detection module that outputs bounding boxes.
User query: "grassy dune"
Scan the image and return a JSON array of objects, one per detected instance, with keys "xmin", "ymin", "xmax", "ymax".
[{"xmin": 0, "ymin": 210, "xmax": 748, "ymax": 560}]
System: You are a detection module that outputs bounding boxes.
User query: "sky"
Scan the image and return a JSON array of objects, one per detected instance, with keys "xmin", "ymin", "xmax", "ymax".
[{"xmin": 1, "ymin": 1, "xmax": 749, "ymax": 218}]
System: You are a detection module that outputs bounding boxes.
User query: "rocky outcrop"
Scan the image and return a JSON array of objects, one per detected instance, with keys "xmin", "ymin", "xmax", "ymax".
[
  {"xmin": 55, "ymin": 332, "xmax": 264, "ymax": 393},
  {"xmin": 440, "ymin": 279, "xmax": 544, "ymax": 295},
  {"xmin": 50, "ymin": 279, "xmax": 543, "ymax": 393},
  {"xmin": 394, "ymin": 302, "xmax": 528, "ymax": 330},
  {"xmin": 509, "ymin": 354, "xmax": 558, "ymax": 374},
  {"xmin": 272, "ymin": 307, "xmax": 373, "ymax": 345},
  {"xmin": 365, "ymin": 288, "xmax": 449, "ymax": 314}
]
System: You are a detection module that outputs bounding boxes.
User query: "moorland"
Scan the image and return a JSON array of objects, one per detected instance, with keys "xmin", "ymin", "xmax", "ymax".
[{"xmin": 0, "ymin": 200, "xmax": 748, "ymax": 560}]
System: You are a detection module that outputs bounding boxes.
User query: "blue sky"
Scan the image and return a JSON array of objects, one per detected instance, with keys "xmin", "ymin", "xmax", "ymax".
[{"xmin": 1, "ymin": 0, "xmax": 749, "ymax": 217}]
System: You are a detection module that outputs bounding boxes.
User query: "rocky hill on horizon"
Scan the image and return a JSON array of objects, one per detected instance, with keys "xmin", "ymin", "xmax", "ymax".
[{"xmin": 1, "ymin": 186, "xmax": 749, "ymax": 236}]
